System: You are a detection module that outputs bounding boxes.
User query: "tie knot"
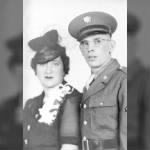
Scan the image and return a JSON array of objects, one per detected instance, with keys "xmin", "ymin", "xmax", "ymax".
[{"xmin": 85, "ymin": 75, "xmax": 95, "ymax": 90}]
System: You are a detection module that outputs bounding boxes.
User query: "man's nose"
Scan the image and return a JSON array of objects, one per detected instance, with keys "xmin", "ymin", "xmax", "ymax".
[{"xmin": 88, "ymin": 42, "xmax": 95, "ymax": 52}]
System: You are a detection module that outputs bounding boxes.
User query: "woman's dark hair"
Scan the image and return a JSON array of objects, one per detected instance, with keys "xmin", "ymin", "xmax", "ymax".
[
  {"xmin": 29, "ymin": 30, "xmax": 70, "ymax": 75},
  {"xmin": 61, "ymin": 53, "xmax": 70, "ymax": 75},
  {"xmin": 31, "ymin": 51, "xmax": 70, "ymax": 76}
]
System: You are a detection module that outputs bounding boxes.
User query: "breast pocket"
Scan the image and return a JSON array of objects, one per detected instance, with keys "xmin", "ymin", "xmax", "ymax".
[
  {"xmin": 88, "ymin": 94, "xmax": 118, "ymax": 128},
  {"xmin": 88, "ymin": 93, "xmax": 117, "ymax": 108}
]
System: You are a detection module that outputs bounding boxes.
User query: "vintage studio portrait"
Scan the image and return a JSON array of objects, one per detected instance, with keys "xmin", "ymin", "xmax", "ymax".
[{"xmin": 24, "ymin": 0, "xmax": 127, "ymax": 150}]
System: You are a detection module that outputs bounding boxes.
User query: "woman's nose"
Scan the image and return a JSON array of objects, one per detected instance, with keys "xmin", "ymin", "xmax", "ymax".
[{"xmin": 45, "ymin": 62, "xmax": 52, "ymax": 73}]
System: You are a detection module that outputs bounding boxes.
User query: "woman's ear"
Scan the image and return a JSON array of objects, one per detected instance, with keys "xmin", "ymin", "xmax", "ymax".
[{"xmin": 34, "ymin": 66, "xmax": 37, "ymax": 75}]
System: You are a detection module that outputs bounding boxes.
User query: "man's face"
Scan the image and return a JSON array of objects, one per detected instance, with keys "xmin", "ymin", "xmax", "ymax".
[
  {"xmin": 79, "ymin": 34, "xmax": 113, "ymax": 69},
  {"xmin": 36, "ymin": 56, "xmax": 65, "ymax": 89}
]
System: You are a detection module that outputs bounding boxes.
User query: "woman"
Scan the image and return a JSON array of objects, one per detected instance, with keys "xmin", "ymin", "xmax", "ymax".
[{"xmin": 23, "ymin": 30, "xmax": 82, "ymax": 150}]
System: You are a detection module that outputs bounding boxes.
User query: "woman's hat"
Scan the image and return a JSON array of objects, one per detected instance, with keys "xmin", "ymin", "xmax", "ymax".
[{"xmin": 28, "ymin": 30, "xmax": 66, "ymax": 64}]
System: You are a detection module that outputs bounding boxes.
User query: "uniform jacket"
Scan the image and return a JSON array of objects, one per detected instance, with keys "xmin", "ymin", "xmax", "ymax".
[
  {"xmin": 80, "ymin": 59, "xmax": 127, "ymax": 150},
  {"xmin": 23, "ymin": 83, "xmax": 82, "ymax": 150}
]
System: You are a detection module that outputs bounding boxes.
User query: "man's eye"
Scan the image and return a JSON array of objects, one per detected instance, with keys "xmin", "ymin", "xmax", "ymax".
[
  {"xmin": 95, "ymin": 39, "xmax": 102, "ymax": 44},
  {"xmin": 39, "ymin": 63, "xmax": 46, "ymax": 66}
]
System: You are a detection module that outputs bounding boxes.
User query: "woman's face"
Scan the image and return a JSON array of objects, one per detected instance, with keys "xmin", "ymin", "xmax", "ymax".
[{"xmin": 36, "ymin": 56, "xmax": 65, "ymax": 89}]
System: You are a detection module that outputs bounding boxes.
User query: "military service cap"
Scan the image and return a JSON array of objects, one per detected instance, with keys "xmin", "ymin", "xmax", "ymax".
[{"xmin": 68, "ymin": 11, "xmax": 117, "ymax": 41}]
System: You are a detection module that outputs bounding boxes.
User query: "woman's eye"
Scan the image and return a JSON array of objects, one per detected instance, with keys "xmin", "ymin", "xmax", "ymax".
[{"xmin": 53, "ymin": 62, "xmax": 60, "ymax": 66}]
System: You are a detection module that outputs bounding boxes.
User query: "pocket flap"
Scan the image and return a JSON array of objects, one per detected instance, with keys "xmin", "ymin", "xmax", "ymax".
[{"xmin": 88, "ymin": 95, "xmax": 116, "ymax": 108}]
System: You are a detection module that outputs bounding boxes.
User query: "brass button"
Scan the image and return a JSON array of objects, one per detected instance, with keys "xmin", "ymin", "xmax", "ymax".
[
  {"xmin": 83, "ymin": 136, "xmax": 87, "ymax": 141},
  {"xmin": 83, "ymin": 104, "xmax": 87, "ymax": 109},
  {"xmin": 103, "ymin": 75, "xmax": 108, "ymax": 80},
  {"xmin": 100, "ymin": 102, "xmax": 104, "ymax": 106},
  {"xmin": 35, "ymin": 114, "xmax": 39, "ymax": 119},
  {"xmin": 24, "ymin": 139, "xmax": 28, "ymax": 145},
  {"xmin": 27, "ymin": 124, "xmax": 31, "ymax": 131},
  {"xmin": 84, "ymin": 121, "xmax": 87, "ymax": 125}
]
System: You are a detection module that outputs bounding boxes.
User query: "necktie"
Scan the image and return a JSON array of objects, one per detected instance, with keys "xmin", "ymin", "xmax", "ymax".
[{"xmin": 85, "ymin": 75, "xmax": 95, "ymax": 90}]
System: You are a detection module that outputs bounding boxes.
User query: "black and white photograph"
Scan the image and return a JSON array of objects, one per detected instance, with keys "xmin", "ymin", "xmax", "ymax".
[
  {"xmin": 23, "ymin": 0, "xmax": 127, "ymax": 150},
  {"xmin": 1, "ymin": 0, "xmax": 150, "ymax": 150}
]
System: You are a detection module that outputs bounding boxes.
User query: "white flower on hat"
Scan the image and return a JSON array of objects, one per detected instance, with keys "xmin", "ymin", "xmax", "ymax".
[{"xmin": 38, "ymin": 83, "xmax": 74, "ymax": 125}]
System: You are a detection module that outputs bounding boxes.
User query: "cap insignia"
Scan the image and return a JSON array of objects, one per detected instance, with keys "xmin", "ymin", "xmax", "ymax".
[{"xmin": 83, "ymin": 16, "xmax": 91, "ymax": 24}]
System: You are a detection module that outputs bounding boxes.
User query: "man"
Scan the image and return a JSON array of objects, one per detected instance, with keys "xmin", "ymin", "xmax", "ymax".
[
  {"xmin": 68, "ymin": 12, "xmax": 127, "ymax": 150},
  {"xmin": 127, "ymin": 13, "xmax": 150, "ymax": 149},
  {"xmin": 0, "ymin": 33, "xmax": 23, "ymax": 149}
]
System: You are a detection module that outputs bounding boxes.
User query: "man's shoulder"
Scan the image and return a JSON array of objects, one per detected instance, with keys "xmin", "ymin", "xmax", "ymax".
[
  {"xmin": 117, "ymin": 66, "xmax": 127, "ymax": 74},
  {"xmin": 108, "ymin": 66, "xmax": 127, "ymax": 85},
  {"xmin": 115, "ymin": 66, "xmax": 127, "ymax": 79}
]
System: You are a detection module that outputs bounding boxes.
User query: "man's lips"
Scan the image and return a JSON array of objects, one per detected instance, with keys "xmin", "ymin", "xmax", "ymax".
[{"xmin": 88, "ymin": 56, "xmax": 97, "ymax": 60}]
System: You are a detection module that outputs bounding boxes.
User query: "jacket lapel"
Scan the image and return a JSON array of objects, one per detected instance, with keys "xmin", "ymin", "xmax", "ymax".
[
  {"xmin": 83, "ymin": 59, "xmax": 120, "ymax": 101},
  {"xmin": 31, "ymin": 92, "xmax": 44, "ymax": 115},
  {"xmin": 83, "ymin": 72, "xmax": 105, "ymax": 100}
]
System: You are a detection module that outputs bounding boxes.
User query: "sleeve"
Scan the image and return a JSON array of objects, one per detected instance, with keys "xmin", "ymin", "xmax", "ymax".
[
  {"xmin": 59, "ymin": 91, "xmax": 81, "ymax": 147},
  {"xmin": 23, "ymin": 99, "xmax": 33, "ymax": 140},
  {"xmin": 23, "ymin": 99, "xmax": 33, "ymax": 121},
  {"xmin": 118, "ymin": 78, "xmax": 127, "ymax": 150}
]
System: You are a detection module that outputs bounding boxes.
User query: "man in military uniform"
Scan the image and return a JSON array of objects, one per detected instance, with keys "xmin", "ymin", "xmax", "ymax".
[
  {"xmin": 127, "ymin": 13, "xmax": 150, "ymax": 149},
  {"xmin": 68, "ymin": 12, "xmax": 127, "ymax": 150},
  {"xmin": 0, "ymin": 33, "xmax": 23, "ymax": 149}
]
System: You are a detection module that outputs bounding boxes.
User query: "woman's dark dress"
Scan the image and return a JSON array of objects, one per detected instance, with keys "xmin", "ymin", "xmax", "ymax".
[{"xmin": 23, "ymin": 85, "xmax": 82, "ymax": 150}]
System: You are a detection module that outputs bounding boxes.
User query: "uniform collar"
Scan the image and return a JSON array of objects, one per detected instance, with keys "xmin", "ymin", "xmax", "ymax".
[
  {"xmin": 94, "ymin": 58, "xmax": 120, "ymax": 84},
  {"xmin": 83, "ymin": 58, "xmax": 120, "ymax": 100}
]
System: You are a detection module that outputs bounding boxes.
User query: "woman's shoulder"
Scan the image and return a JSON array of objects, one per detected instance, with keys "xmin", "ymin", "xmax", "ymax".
[
  {"xmin": 24, "ymin": 93, "xmax": 44, "ymax": 110},
  {"xmin": 64, "ymin": 83, "xmax": 82, "ymax": 104},
  {"xmin": 72, "ymin": 88, "xmax": 82, "ymax": 98}
]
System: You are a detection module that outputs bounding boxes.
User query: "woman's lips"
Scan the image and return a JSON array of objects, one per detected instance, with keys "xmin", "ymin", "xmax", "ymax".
[{"xmin": 45, "ymin": 76, "xmax": 53, "ymax": 79}]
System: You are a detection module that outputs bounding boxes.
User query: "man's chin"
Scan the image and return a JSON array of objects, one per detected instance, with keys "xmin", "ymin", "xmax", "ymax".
[{"xmin": 88, "ymin": 62, "xmax": 101, "ymax": 68}]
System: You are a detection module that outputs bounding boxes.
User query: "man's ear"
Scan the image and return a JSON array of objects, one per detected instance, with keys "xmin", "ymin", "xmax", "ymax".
[{"xmin": 109, "ymin": 40, "xmax": 116, "ymax": 53}]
